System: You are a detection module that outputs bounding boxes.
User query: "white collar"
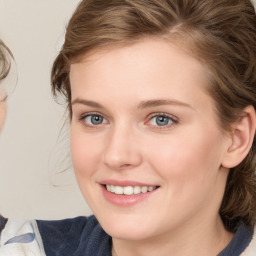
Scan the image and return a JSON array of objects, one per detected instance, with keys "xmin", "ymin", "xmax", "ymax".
[{"xmin": 0, "ymin": 219, "xmax": 46, "ymax": 256}]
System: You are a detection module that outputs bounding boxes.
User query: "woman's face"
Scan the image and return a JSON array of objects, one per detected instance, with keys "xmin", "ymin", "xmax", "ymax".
[{"xmin": 70, "ymin": 38, "xmax": 231, "ymax": 241}]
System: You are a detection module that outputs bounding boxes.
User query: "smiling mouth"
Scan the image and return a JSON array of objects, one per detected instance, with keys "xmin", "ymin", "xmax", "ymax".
[{"xmin": 104, "ymin": 185, "xmax": 159, "ymax": 195}]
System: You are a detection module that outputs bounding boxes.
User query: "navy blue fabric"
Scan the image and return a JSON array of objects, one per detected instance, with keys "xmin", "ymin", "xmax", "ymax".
[
  {"xmin": 36, "ymin": 216, "xmax": 111, "ymax": 256},
  {"xmin": 0, "ymin": 215, "xmax": 7, "ymax": 234},
  {"xmin": 37, "ymin": 215, "xmax": 252, "ymax": 256},
  {"xmin": 218, "ymin": 223, "xmax": 252, "ymax": 256}
]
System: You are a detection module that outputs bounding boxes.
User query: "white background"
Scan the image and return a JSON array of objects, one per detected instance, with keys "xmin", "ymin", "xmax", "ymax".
[{"xmin": 0, "ymin": 0, "xmax": 255, "ymax": 219}]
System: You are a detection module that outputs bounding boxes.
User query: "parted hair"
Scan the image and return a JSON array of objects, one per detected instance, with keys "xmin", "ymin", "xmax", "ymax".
[{"xmin": 51, "ymin": 0, "xmax": 256, "ymax": 232}]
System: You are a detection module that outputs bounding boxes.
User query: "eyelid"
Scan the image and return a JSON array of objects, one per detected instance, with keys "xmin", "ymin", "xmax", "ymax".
[
  {"xmin": 145, "ymin": 112, "xmax": 178, "ymax": 128},
  {"xmin": 79, "ymin": 112, "xmax": 110, "ymax": 127},
  {"xmin": 79, "ymin": 111, "xmax": 107, "ymax": 120}
]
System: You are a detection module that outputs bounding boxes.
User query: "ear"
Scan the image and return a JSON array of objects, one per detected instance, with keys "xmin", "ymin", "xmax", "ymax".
[{"xmin": 221, "ymin": 105, "xmax": 256, "ymax": 168}]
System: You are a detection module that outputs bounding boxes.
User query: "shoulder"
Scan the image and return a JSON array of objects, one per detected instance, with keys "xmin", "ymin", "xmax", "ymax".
[
  {"xmin": 218, "ymin": 223, "xmax": 253, "ymax": 256},
  {"xmin": 36, "ymin": 216, "xmax": 89, "ymax": 256},
  {"xmin": 242, "ymin": 225, "xmax": 256, "ymax": 256},
  {"xmin": 37, "ymin": 215, "xmax": 111, "ymax": 256},
  {"xmin": 36, "ymin": 215, "xmax": 89, "ymax": 238}
]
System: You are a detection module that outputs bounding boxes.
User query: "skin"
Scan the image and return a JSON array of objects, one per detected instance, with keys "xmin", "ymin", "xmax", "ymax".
[{"xmin": 70, "ymin": 38, "xmax": 234, "ymax": 256}]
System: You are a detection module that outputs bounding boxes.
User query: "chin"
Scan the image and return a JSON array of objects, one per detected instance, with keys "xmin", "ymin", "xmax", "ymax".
[
  {"xmin": 94, "ymin": 211, "xmax": 156, "ymax": 241},
  {"xmin": 103, "ymin": 223, "xmax": 151, "ymax": 241}
]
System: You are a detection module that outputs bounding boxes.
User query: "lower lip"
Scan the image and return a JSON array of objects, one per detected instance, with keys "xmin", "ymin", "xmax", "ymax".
[{"xmin": 101, "ymin": 185, "xmax": 158, "ymax": 206}]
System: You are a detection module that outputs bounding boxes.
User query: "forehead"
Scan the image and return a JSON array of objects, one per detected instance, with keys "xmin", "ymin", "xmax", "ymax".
[{"xmin": 70, "ymin": 38, "xmax": 210, "ymax": 98}]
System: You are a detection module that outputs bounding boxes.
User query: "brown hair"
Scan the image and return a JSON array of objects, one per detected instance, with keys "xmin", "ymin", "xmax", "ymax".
[
  {"xmin": 0, "ymin": 40, "xmax": 12, "ymax": 82},
  {"xmin": 51, "ymin": 0, "xmax": 256, "ymax": 232}
]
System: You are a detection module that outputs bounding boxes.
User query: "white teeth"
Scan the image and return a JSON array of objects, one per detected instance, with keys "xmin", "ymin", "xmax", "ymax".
[
  {"xmin": 110, "ymin": 185, "xmax": 115, "ymax": 193},
  {"xmin": 141, "ymin": 186, "xmax": 148, "ymax": 193},
  {"xmin": 148, "ymin": 186, "xmax": 154, "ymax": 192},
  {"xmin": 105, "ymin": 185, "xmax": 157, "ymax": 195},
  {"xmin": 133, "ymin": 186, "xmax": 141, "ymax": 194},
  {"xmin": 123, "ymin": 186, "xmax": 133, "ymax": 195},
  {"xmin": 115, "ymin": 186, "xmax": 124, "ymax": 195}
]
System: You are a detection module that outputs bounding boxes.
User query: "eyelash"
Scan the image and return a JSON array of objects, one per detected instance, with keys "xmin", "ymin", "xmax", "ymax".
[
  {"xmin": 78, "ymin": 112, "xmax": 178, "ymax": 129},
  {"xmin": 79, "ymin": 112, "xmax": 109, "ymax": 128},
  {"xmin": 146, "ymin": 113, "xmax": 178, "ymax": 129}
]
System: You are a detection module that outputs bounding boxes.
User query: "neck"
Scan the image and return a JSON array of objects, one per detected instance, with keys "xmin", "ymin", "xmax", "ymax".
[{"xmin": 112, "ymin": 216, "xmax": 233, "ymax": 256}]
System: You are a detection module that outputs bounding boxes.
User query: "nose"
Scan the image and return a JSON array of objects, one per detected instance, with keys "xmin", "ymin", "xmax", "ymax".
[{"xmin": 103, "ymin": 125, "xmax": 142, "ymax": 170}]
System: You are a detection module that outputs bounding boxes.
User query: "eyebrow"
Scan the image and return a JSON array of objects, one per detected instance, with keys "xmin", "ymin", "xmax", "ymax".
[
  {"xmin": 71, "ymin": 98, "xmax": 194, "ymax": 110},
  {"xmin": 137, "ymin": 99, "xmax": 194, "ymax": 110},
  {"xmin": 71, "ymin": 98, "xmax": 104, "ymax": 108}
]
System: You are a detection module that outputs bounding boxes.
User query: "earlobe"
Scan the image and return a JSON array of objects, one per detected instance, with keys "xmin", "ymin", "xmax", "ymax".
[{"xmin": 222, "ymin": 105, "xmax": 256, "ymax": 169}]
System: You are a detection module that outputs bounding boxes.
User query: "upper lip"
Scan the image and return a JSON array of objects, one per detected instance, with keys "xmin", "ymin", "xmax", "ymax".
[{"xmin": 100, "ymin": 179, "xmax": 158, "ymax": 187}]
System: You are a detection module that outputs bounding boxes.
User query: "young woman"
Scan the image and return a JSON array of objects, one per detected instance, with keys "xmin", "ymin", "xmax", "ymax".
[
  {"xmin": 0, "ymin": 42, "xmax": 46, "ymax": 256},
  {"xmin": 37, "ymin": 0, "xmax": 256, "ymax": 255}
]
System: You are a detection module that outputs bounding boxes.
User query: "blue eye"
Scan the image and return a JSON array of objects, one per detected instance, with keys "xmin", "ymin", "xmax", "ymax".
[
  {"xmin": 84, "ymin": 114, "xmax": 107, "ymax": 125},
  {"xmin": 149, "ymin": 115, "xmax": 175, "ymax": 127}
]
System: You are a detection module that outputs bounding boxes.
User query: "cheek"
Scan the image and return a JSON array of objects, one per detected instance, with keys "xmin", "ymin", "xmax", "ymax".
[
  {"xmin": 146, "ymin": 129, "xmax": 226, "ymax": 220},
  {"xmin": 70, "ymin": 126, "xmax": 102, "ymax": 181},
  {"xmin": 147, "ymin": 127, "xmax": 224, "ymax": 188}
]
